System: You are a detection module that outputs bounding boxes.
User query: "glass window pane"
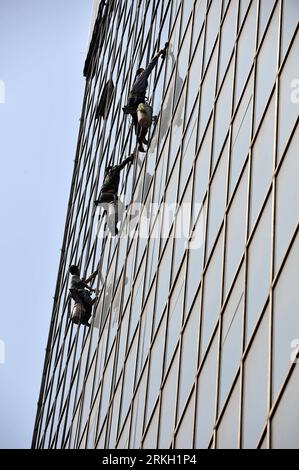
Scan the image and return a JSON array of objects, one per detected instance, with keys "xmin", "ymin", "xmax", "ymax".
[
  {"xmin": 178, "ymin": 292, "xmax": 201, "ymax": 417},
  {"xmin": 235, "ymin": 0, "xmax": 257, "ymax": 108},
  {"xmin": 203, "ymin": 0, "xmax": 221, "ymax": 69},
  {"xmin": 154, "ymin": 239, "xmax": 172, "ymax": 331},
  {"xmin": 277, "ymin": 31, "xmax": 299, "ymax": 161},
  {"xmin": 207, "ymin": 142, "xmax": 228, "ymax": 256},
  {"xmin": 175, "ymin": 390, "xmax": 195, "ymax": 449},
  {"xmin": 250, "ymin": 95, "xmax": 275, "ymax": 231},
  {"xmin": 193, "ymin": 122, "xmax": 212, "ymax": 224},
  {"xmin": 174, "ymin": 21, "xmax": 191, "ymax": 107},
  {"xmin": 198, "ymin": 47, "xmax": 217, "ymax": 143},
  {"xmin": 159, "ymin": 350, "xmax": 179, "ymax": 448},
  {"xmin": 224, "ymin": 165, "xmax": 248, "ymax": 296},
  {"xmin": 185, "ymin": 202, "xmax": 206, "ymax": 315},
  {"xmin": 280, "ymin": 0, "xmax": 299, "ymax": 63},
  {"xmin": 165, "ymin": 268, "xmax": 184, "ymax": 373},
  {"xmin": 273, "ymin": 233, "xmax": 299, "ymax": 401},
  {"xmin": 145, "ymin": 316, "xmax": 166, "ymax": 425},
  {"xmin": 254, "ymin": 5, "xmax": 279, "ymax": 130},
  {"xmin": 191, "ymin": 0, "xmax": 207, "ymax": 57},
  {"xmin": 120, "ymin": 334, "xmax": 138, "ymax": 428},
  {"xmin": 275, "ymin": 127, "xmax": 299, "ymax": 272},
  {"xmin": 246, "ymin": 197, "xmax": 272, "ymax": 345},
  {"xmin": 136, "ymin": 285, "xmax": 154, "ymax": 379},
  {"xmin": 142, "ymin": 404, "xmax": 159, "ymax": 449},
  {"xmin": 108, "ymin": 379, "xmax": 122, "ymax": 448},
  {"xmin": 258, "ymin": 0, "xmax": 276, "ymax": 45},
  {"xmin": 129, "ymin": 366, "xmax": 147, "ymax": 449},
  {"xmin": 186, "ymin": 35, "xmax": 204, "ymax": 122},
  {"xmin": 272, "ymin": 365, "xmax": 299, "ymax": 449},
  {"xmin": 217, "ymin": 378, "xmax": 240, "ymax": 449},
  {"xmin": 212, "ymin": 60, "xmax": 233, "ymax": 170},
  {"xmin": 195, "ymin": 332, "xmax": 218, "ymax": 448},
  {"xmin": 219, "ymin": 265, "xmax": 244, "ymax": 410},
  {"xmin": 179, "ymin": 111, "xmax": 197, "ymax": 199},
  {"xmin": 201, "ymin": 231, "xmax": 223, "ymax": 357},
  {"xmin": 230, "ymin": 73, "xmax": 253, "ymax": 197},
  {"xmin": 218, "ymin": 0, "xmax": 238, "ymax": 88},
  {"xmin": 242, "ymin": 310, "xmax": 269, "ymax": 449}
]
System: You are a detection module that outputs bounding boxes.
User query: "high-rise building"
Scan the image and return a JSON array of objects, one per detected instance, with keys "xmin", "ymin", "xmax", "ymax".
[{"xmin": 32, "ymin": 0, "xmax": 299, "ymax": 449}]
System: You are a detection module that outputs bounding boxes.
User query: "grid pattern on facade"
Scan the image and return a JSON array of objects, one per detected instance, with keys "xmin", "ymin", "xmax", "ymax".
[{"xmin": 32, "ymin": 0, "xmax": 299, "ymax": 449}]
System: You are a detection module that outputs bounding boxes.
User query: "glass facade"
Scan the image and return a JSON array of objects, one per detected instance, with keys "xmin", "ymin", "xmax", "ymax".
[{"xmin": 32, "ymin": 0, "xmax": 299, "ymax": 449}]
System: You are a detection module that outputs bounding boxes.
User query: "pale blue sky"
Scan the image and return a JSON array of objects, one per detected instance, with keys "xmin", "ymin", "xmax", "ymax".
[{"xmin": 0, "ymin": 0, "xmax": 92, "ymax": 448}]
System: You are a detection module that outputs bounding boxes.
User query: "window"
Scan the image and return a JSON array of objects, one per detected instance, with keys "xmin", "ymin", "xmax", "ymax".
[
  {"xmin": 174, "ymin": 20, "xmax": 191, "ymax": 107},
  {"xmin": 198, "ymin": 47, "xmax": 217, "ymax": 143},
  {"xmin": 254, "ymin": 6, "xmax": 279, "ymax": 131},
  {"xmin": 119, "ymin": 333, "xmax": 138, "ymax": 428},
  {"xmin": 218, "ymin": 0, "xmax": 238, "ymax": 89},
  {"xmin": 165, "ymin": 268, "xmax": 185, "ymax": 373},
  {"xmin": 272, "ymin": 365, "xmax": 299, "ymax": 449},
  {"xmin": 219, "ymin": 265, "xmax": 244, "ymax": 411},
  {"xmin": 273, "ymin": 233, "xmax": 299, "ymax": 401},
  {"xmin": 250, "ymin": 95, "xmax": 275, "ymax": 232},
  {"xmin": 229, "ymin": 73, "xmax": 253, "ymax": 198},
  {"xmin": 212, "ymin": 60, "xmax": 233, "ymax": 170},
  {"xmin": 145, "ymin": 316, "xmax": 166, "ymax": 426},
  {"xmin": 175, "ymin": 390, "xmax": 195, "ymax": 449},
  {"xmin": 195, "ymin": 332, "xmax": 218, "ymax": 448},
  {"xmin": 186, "ymin": 37, "xmax": 203, "ymax": 122},
  {"xmin": 185, "ymin": 202, "xmax": 206, "ymax": 315},
  {"xmin": 258, "ymin": 0, "xmax": 276, "ymax": 45},
  {"xmin": 224, "ymin": 165, "xmax": 248, "ymax": 296},
  {"xmin": 154, "ymin": 239, "xmax": 172, "ymax": 331},
  {"xmin": 217, "ymin": 378, "xmax": 240, "ymax": 449},
  {"xmin": 201, "ymin": 230, "xmax": 223, "ymax": 357},
  {"xmin": 234, "ymin": 0, "xmax": 257, "ymax": 109},
  {"xmin": 246, "ymin": 196, "xmax": 272, "ymax": 346},
  {"xmin": 207, "ymin": 141, "xmax": 228, "ymax": 257},
  {"xmin": 178, "ymin": 293, "xmax": 200, "ymax": 417},
  {"xmin": 277, "ymin": 31, "xmax": 299, "ymax": 162},
  {"xmin": 129, "ymin": 365, "xmax": 147, "ymax": 449},
  {"xmin": 280, "ymin": 0, "xmax": 299, "ymax": 63},
  {"xmin": 203, "ymin": 0, "xmax": 221, "ymax": 69},
  {"xmin": 275, "ymin": 127, "xmax": 299, "ymax": 272},
  {"xmin": 159, "ymin": 350, "xmax": 179, "ymax": 448},
  {"xmin": 191, "ymin": 0, "xmax": 207, "ymax": 57},
  {"xmin": 242, "ymin": 310, "xmax": 269, "ymax": 448}
]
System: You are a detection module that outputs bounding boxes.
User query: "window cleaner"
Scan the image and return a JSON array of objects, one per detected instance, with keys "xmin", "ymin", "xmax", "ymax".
[
  {"xmin": 94, "ymin": 154, "xmax": 134, "ymax": 235},
  {"xmin": 69, "ymin": 266, "xmax": 98, "ymax": 326},
  {"xmin": 123, "ymin": 42, "xmax": 169, "ymax": 152}
]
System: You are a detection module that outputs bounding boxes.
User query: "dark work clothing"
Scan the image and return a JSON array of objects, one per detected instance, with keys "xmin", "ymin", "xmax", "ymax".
[
  {"xmin": 97, "ymin": 191, "xmax": 117, "ymax": 204},
  {"xmin": 100, "ymin": 156, "xmax": 133, "ymax": 194},
  {"xmin": 70, "ymin": 274, "xmax": 93, "ymax": 322},
  {"xmin": 130, "ymin": 55, "xmax": 159, "ymax": 96}
]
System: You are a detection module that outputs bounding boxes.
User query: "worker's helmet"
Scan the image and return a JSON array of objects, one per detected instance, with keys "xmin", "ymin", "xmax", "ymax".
[{"xmin": 69, "ymin": 265, "xmax": 80, "ymax": 275}]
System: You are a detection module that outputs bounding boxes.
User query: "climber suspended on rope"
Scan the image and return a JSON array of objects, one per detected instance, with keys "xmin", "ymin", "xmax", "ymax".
[
  {"xmin": 94, "ymin": 154, "xmax": 134, "ymax": 235},
  {"xmin": 123, "ymin": 42, "xmax": 168, "ymax": 152},
  {"xmin": 69, "ymin": 265, "xmax": 98, "ymax": 326}
]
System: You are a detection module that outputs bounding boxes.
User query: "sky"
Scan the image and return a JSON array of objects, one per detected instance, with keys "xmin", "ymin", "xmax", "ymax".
[{"xmin": 0, "ymin": 0, "xmax": 93, "ymax": 448}]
